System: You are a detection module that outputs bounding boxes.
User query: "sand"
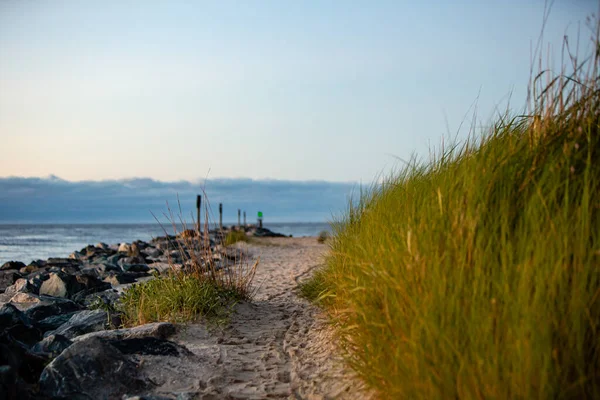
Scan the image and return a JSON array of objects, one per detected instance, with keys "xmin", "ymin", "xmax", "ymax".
[{"xmin": 137, "ymin": 237, "xmax": 373, "ymax": 399}]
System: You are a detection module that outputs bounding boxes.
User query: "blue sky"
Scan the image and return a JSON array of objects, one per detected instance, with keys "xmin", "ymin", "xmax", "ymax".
[
  {"xmin": 1, "ymin": 0, "xmax": 595, "ymax": 183},
  {"xmin": 0, "ymin": 1, "xmax": 596, "ymax": 222}
]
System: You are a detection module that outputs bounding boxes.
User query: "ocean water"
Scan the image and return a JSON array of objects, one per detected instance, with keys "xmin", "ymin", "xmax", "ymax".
[{"xmin": 0, "ymin": 222, "xmax": 331, "ymax": 265}]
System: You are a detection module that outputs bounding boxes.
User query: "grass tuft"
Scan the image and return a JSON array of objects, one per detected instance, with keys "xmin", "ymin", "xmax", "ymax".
[
  {"xmin": 224, "ymin": 230, "xmax": 249, "ymax": 246},
  {"xmin": 309, "ymin": 16, "xmax": 600, "ymax": 399},
  {"xmin": 118, "ymin": 193, "xmax": 258, "ymax": 326}
]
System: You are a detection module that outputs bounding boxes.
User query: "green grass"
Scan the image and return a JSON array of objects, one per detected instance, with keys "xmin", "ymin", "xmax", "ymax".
[
  {"xmin": 224, "ymin": 230, "xmax": 249, "ymax": 246},
  {"xmin": 119, "ymin": 198, "xmax": 259, "ymax": 327},
  {"xmin": 307, "ymin": 22, "xmax": 600, "ymax": 399},
  {"xmin": 118, "ymin": 272, "xmax": 244, "ymax": 326},
  {"xmin": 299, "ymin": 267, "xmax": 330, "ymax": 303}
]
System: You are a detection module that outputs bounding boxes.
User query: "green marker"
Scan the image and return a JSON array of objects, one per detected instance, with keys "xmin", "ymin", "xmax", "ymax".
[{"xmin": 258, "ymin": 211, "xmax": 263, "ymax": 218}]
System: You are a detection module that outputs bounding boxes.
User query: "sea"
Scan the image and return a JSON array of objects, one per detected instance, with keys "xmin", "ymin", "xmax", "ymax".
[{"xmin": 0, "ymin": 222, "xmax": 331, "ymax": 265}]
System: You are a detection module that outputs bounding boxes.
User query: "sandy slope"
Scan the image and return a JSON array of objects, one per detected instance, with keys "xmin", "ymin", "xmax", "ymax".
[{"xmin": 142, "ymin": 237, "xmax": 373, "ymax": 399}]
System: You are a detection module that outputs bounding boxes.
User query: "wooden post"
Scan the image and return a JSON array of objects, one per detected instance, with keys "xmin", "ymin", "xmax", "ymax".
[
  {"xmin": 237, "ymin": 209, "xmax": 241, "ymax": 229},
  {"xmin": 196, "ymin": 195, "xmax": 201, "ymax": 230},
  {"xmin": 219, "ymin": 203, "xmax": 223, "ymax": 230},
  {"xmin": 243, "ymin": 211, "xmax": 246, "ymax": 227}
]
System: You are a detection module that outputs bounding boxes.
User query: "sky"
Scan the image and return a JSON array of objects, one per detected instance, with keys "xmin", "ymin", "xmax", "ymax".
[{"xmin": 0, "ymin": 1, "xmax": 597, "ymax": 222}]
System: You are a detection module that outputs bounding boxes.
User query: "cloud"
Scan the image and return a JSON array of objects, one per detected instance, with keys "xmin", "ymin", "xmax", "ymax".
[{"xmin": 0, "ymin": 176, "xmax": 359, "ymax": 223}]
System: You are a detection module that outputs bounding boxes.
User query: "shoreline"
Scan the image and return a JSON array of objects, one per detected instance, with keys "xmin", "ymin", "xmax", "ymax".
[
  {"xmin": 0, "ymin": 229, "xmax": 370, "ymax": 398},
  {"xmin": 0, "ymin": 222, "xmax": 329, "ymax": 265}
]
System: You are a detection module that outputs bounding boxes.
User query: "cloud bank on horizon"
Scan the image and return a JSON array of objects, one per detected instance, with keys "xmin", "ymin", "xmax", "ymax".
[{"xmin": 0, "ymin": 176, "xmax": 358, "ymax": 224}]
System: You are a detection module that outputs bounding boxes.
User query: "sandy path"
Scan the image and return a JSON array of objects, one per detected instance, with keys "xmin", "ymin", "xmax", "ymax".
[{"xmin": 144, "ymin": 237, "xmax": 372, "ymax": 399}]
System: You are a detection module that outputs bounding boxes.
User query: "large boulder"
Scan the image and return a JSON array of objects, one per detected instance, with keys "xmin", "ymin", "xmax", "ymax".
[{"xmin": 39, "ymin": 337, "xmax": 148, "ymax": 399}]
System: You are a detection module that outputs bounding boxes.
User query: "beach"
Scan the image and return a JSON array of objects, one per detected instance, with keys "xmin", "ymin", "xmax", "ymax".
[{"xmin": 0, "ymin": 232, "xmax": 370, "ymax": 399}]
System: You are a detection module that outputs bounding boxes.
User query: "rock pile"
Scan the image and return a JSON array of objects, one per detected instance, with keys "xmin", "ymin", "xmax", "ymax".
[{"xmin": 0, "ymin": 228, "xmax": 259, "ymax": 399}]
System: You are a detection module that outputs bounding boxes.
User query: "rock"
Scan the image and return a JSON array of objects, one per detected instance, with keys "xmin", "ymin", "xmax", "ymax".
[
  {"xmin": 9, "ymin": 292, "xmax": 42, "ymax": 305},
  {"xmin": 39, "ymin": 273, "xmax": 68, "ymax": 298},
  {"xmin": 118, "ymin": 242, "xmax": 132, "ymax": 253},
  {"xmin": 107, "ymin": 253, "xmax": 125, "ymax": 265},
  {"xmin": 47, "ymin": 309, "xmax": 109, "ymax": 339},
  {"xmin": 110, "ymin": 337, "xmax": 190, "ymax": 356},
  {"xmin": 0, "ymin": 303, "xmax": 33, "ymax": 331},
  {"xmin": 26, "ymin": 271, "xmax": 50, "ymax": 294},
  {"xmin": 19, "ymin": 264, "xmax": 39, "ymax": 275},
  {"xmin": 1, "ymin": 302, "xmax": 42, "ymax": 347},
  {"xmin": 36, "ymin": 311, "xmax": 79, "ymax": 332},
  {"xmin": 119, "ymin": 255, "xmax": 147, "ymax": 266},
  {"xmin": 79, "ymin": 289, "xmax": 121, "ymax": 308},
  {"xmin": 121, "ymin": 264, "xmax": 150, "ymax": 273},
  {"xmin": 72, "ymin": 322, "xmax": 176, "ymax": 343},
  {"xmin": 129, "ymin": 242, "xmax": 141, "ymax": 257},
  {"xmin": 0, "ymin": 332, "xmax": 48, "ymax": 384},
  {"xmin": 96, "ymin": 242, "xmax": 109, "ymax": 249},
  {"xmin": 39, "ymin": 337, "xmax": 148, "ymax": 399},
  {"xmin": 0, "ymin": 270, "xmax": 22, "ymax": 292},
  {"xmin": 26, "ymin": 260, "xmax": 46, "ymax": 270},
  {"xmin": 32, "ymin": 334, "xmax": 73, "ymax": 358},
  {"xmin": 0, "ymin": 261, "xmax": 25, "ymax": 271},
  {"xmin": 24, "ymin": 297, "xmax": 82, "ymax": 323},
  {"xmin": 3, "ymin": 278, "xmax": 31, "ymax": 296},
  {"xmin": 103, "ymin": 272, "xmax": 137, "ymax": 285},
  {"xmin": 39, "ymin": 272, "xmax": 110, "ymax": 299},
  {"xmin": 142, "ymin": 247, "xmax": 161, "ymax": 258},
  {"xmin": 68, "ymin": 250, "xmax": 82, "ymax": 260},
  {"xmin": 0, "ymin": 365, "xmax": 18, "ymax": 400}
]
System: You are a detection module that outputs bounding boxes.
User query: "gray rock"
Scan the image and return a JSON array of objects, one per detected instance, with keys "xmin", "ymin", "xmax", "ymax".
[
  {"xmin": 72, "ymin": 322, "xmax": 176, "ymax": 343},
  {"xmin": 0, "ymin": 303, "xmax": 33, "ymax": 331},
  {"xmin": 46, "ymin": 309, "xmax": 109, "ymax": 339},
  {"xmin": 39, "ymin": 337, "xmax": 148, "ymax": 399},
  {"xmin": 24, "ymin": 296, "xmax": 82, "ymax": 322},
  {"xmin": 121, "ymin": 264, "xmax": 150, "ymax": 273},
  {"xmin": 142, "ymin": 247, "xmax": 161, "ymax": 258},
  {"xmin": 32, "ymin": 334, "xmax": 73, "ymax": 358},
  {"xmin": 0, "ymin": 261, "xmax": 26, "ymax": 271},
  {"xmin": 107, "ymin": 253, "xmax": 125, "ymax": 265},
  {"xmin": 36, "ymin": 311, "xmax": 79, "ymax": 332}
]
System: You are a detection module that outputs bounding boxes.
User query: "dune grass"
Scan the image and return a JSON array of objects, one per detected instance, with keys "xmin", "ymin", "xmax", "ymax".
[{"xmin": 307, "ymin": 18, "xmax": 600, "ymax": 399}]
